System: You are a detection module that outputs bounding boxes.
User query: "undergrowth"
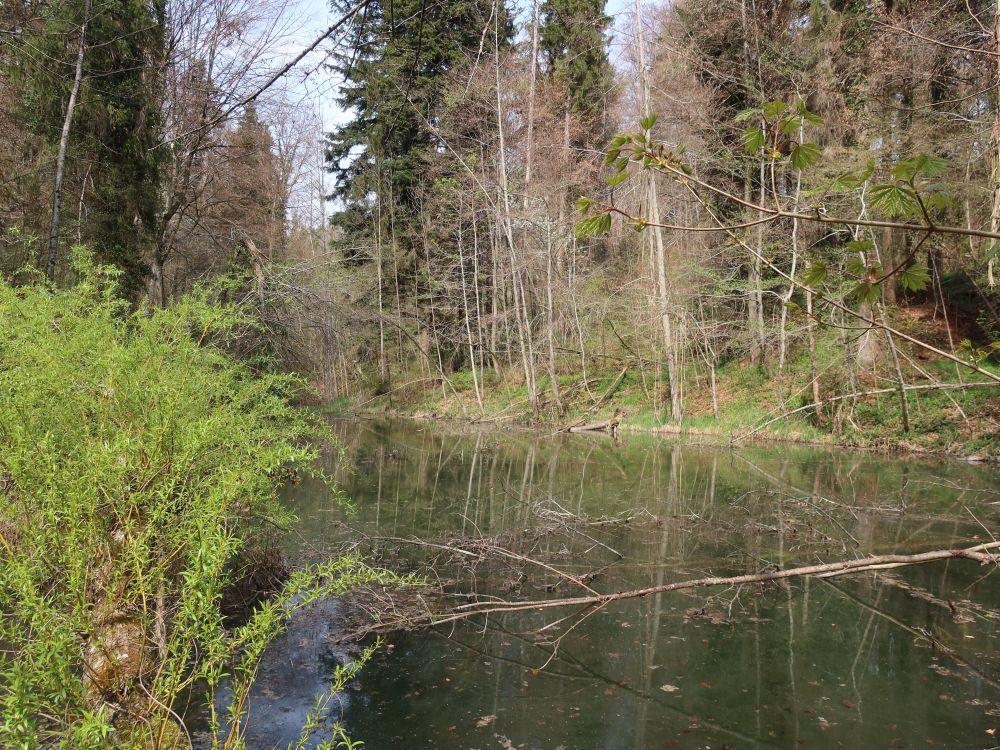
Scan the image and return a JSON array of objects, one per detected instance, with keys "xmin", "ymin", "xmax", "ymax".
[{"xmin": 0, "ymin": 251, "xmax": 414, "ymax": 749}]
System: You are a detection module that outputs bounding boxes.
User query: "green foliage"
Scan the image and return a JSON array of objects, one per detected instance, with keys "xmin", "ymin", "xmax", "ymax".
[
  {"xmin": 802, "ymin": 261, "xmax": 828, "ymax": 287},
  {"xmin": 738, "ymin": 99, "xmax": 823, "ymax": 166},
  {"xmin": 741, "ymin": 126, "xmax": 766, "ymax": 154},
  {"xmin": 19, "ymin": 0, "xmax": 167, "ymax": 293},
  {"xmin": 811, "ymin": 161, "xmax": 875, "ymax": 196},
  {"xmin": 985, "ymin": 241, "xmax": 1000, "ymax": 263},
  {"xmin": 869, "ymin": 182, "xmax": 919, "ymax": 219},
  {"xmin": 899, "ymin": 264, "xmax": 931, "ymax": 293},
  {"xmin": 790, "ymin": 142, "xmax": 821, "ymax": 170},
  {"xmin": 539, "ymin": 0, "xmax": 614, "ymax": 130},
  {"xmin": 0, "ymin": 253, "xmax": 413, "ymax": 747},
  {"xmin": 326, "ymin": 0, "xmax": 510, "ymax": 245},
  {"xmin": 576, "ymin": 211, "xmax": 611, "ymax": 238}
]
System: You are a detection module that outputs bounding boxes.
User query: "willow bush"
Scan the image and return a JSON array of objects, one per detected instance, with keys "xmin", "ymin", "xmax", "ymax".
[{"xmin": 0, "ymin": 251, "xmax": 403, "ymax": 749}]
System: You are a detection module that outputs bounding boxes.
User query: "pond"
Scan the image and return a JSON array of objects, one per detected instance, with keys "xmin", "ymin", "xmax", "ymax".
[{"xmin": 240, "ymin": 417, "xmax": 1000, "ymax": 750}]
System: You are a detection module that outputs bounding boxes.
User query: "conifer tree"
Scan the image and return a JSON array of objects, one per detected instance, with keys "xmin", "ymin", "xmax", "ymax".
[
  {"xmin": 326, "ymin": 0, "xmax": 511, "ymax": 247},
  {"xmin": 538, "ymin": 0, "xmax": 613, "ymax": 137},
  {"xmin": 21, "ymin": 0, "xmax": 167, "ymax": 295}
]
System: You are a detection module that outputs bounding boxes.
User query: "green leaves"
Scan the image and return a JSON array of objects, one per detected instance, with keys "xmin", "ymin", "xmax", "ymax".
[
  {"xmin": 851, "ymin": 282, "xmax": 882, "ymax": 307},
  {"xmin": 639, "ymin": 114, "xmax": 658, "ymax": 131},
  {"xmin": 604, "ymin": 133, "xmax": 634, "ymax": 166},
  {"xmin": 790, "ymin": 142, "xmax": 821, "ymax": 170},
  {"xmin": 576, "ymin": 212, "xmax": 612, "ymax": 238},
  {"xmin": 761, "ymin": 100, "xmax": 788, "ymax": 121},
  {"xmin": 845, "ymin": 254, "xmax": 869, "ymax": 278},
  {"xmin": 742, "ymin": 127, "xmax": 765, "ymax": 155},
  {"xmin": 739, "ymin": 99, "xmax": 822, "ymax": 169},
  {"xmin": 869, "ymin": 183, "xmax": 919, "ymax": 219},
  {"xmin": 899, "ymin": 264, "xmax": 931, "ymax": 293},
  {"xmin": 892, "ymin": 154, "xmax": 948, "ymax": 181},
  {"xmin": 812, "ymin": 161, "xmax": 875, "ymax": 196},
  {"xmin": 959, "ymin": 339, "xmax": 1000, "ymax": 366},
  {"xmin": 986, "ymin": 241, "xmax": 1000, "ymax": 263},
  {"xmin": 0, "ymin": 254, "xmax": 365, "ymax": 746},
  {"xmin": 606, "ymin": 171, "xmax": 628, "ymax": 187},
  {"xmin": 802, "ymin": 261, "xmax": 828, "ymax": 287},
  {"xmin": 866, "ymin": 154, "xmax": 953, "ymax": 222}
]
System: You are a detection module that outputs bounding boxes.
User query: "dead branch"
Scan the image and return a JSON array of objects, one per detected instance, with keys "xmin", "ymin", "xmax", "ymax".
[{"xmin": 411, "ymin": 541, "xmax": 1000, "ymax": 628}]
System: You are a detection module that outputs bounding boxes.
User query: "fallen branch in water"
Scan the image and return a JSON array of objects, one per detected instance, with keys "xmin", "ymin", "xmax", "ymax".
[{"xmin": 410, "ymin": 540, "xmax": 1000, "ymax": 627}]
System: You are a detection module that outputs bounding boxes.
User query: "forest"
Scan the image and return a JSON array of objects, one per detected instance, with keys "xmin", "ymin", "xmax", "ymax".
[
  {"xmin": 2, "ymin": 0, "xmax": 1000, "ymax": 452},
  {"xmin": 2, "ymin": 0, "xmax": 1000, "ymax": 747}
]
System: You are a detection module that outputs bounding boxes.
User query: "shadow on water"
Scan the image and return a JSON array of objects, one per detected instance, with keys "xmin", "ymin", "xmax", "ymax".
[{"xmin": 235, "ymin": 418, "xmax": 1000, "ymax": 750}]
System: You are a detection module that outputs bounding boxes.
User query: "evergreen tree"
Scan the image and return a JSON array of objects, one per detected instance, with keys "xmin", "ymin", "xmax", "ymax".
[
  {"xmin": 21, "ymin": 0, "xmax": 167, "ymax": 296},
  {"xmin": 224, "ymin": 104, "xmax": 286, "ymax": 261},
  {"xmin": 538, "ymin": 0, "xmax": 613, "ymax": 133},
  {"xmin": 325, "ymin": 0, "xmax": 511, "ymax": 250}
]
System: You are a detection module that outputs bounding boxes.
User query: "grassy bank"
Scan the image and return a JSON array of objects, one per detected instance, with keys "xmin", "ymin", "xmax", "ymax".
[{"xmin": 330, "ymin": 354, "xmax": 1000, "ymax": 459}]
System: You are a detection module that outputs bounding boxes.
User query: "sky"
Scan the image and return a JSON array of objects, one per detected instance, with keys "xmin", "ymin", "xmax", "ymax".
[
  {"xmin": 288, "ymin": 0, "xmax": 637, "ymax": 132},
  {"xmin": 279, "ymin": 0, "xmax": 638, "ymax": 220}
]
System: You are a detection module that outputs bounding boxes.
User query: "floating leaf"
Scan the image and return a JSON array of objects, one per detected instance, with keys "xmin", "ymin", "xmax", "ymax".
[{"xmin": 660, "ymin": 684, "xmax": 680, "ymax": 692}]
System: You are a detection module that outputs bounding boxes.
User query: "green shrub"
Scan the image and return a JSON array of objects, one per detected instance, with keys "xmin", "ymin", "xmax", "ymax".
[{"xmin": 0, "ymin": 252, "xmax": 405, "ymax": 749}]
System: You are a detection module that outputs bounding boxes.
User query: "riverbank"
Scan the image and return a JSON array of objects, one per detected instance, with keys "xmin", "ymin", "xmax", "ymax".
[{"xmin": 325, "ymin": 358, "xmax": 1000, "ymax": 460}]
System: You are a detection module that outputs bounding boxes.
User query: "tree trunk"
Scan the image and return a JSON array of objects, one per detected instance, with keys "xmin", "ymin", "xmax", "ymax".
[
  {"xmin": 749, "ymin": 162, "xmax": 767, "ymax": 365},
  {"xmin": 778, "ymin": 127, "xmax": 803, "ymax": 399},
  {"xmin": 989, "ymin": 0, "xmax": 1000, "ymax": 287},
  {"xmin": 46, "ymin": 0, "xmax": 92, "ymax": 282},
  {"xmin": 634, "ymin": 0, "xmax": 681, "ymax": 421},
  {"xmin": 458, "ymin": 194, "xmax": 484, "ymax": 412},
  {"xmin": 493, "ymin": 8, "xmax": 536, "ymax": 412},
  {"xmin": 523, "ymin": 0, "xmax": 539, "ymax": 202},
  {"xmin": 806, "ymin": 290, "xmax": 821, "ymax": 424},
  {"xmin": 545, "ymin": 224, "xmax": 563, "ymax": 414},
  {"xmin": 880, "ymin": 305, "xmax": 911, "ymax": 433}
]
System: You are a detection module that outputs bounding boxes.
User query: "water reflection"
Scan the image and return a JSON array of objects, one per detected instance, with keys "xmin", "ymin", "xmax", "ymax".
[{"xmin": 253, "ymin": 419, "xmax": 1000, "ymax": 749}]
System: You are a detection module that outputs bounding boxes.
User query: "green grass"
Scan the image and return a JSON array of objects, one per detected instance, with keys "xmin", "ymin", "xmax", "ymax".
[{"xmin": 346, "ymin": 345, "xmax": 999, "ymax": 458}]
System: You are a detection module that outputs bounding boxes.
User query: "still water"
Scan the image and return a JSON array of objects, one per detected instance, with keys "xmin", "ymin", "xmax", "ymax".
[{"xmin": 244, "ymin": 418, "xmax": 1000, "ymax": 750}]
